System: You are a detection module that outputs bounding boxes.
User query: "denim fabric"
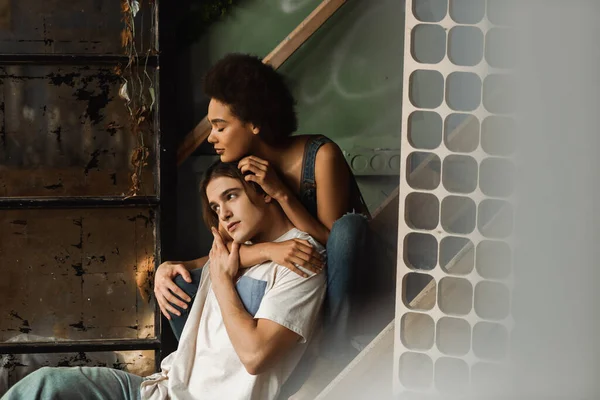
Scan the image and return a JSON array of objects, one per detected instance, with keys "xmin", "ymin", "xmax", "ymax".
[
  {"xmin": 322, "ymin": 213, "xmax": 369, "ymax": 355},
  {"xmin": 298, "ymin": 136, "xmax": 370, "ymax": 357},
  {"xmin": 1, "ymin": 366, "xmax": 142, "ymax": 400},
  {"xmin": 169, "ymin": 270, "xmax": 267, "ymax": 341},
  {"xmin": 298, "ymin": 136, "xmax": 331, "ymax": 218},
  {"xmin": 170, "ymin": 135, "xmax": 370, "ymax": 352},
  {"xmin": 168, "ymin": 267, "xmax": 204, "ymax": 342},
  {"xmin": 236, "ymin": 276, "xmax": 268, "ymax": 316}
]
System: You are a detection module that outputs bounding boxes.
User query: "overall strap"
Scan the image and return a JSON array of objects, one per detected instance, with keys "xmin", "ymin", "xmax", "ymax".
[
  {"xmin": 300, "ymin": 135, "xmax": 333, "ymax": 187},
  {"xmin": 298, "ymin": 135, "xmax": 333, "ymax": 219}
]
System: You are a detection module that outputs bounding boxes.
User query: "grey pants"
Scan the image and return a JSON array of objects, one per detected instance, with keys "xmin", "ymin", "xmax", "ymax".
[{"xmin": 1, "ymin": 366, "xmax": 142, "ymax": 400}]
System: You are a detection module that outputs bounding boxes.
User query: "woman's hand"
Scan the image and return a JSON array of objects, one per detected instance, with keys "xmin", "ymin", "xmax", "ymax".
[
  {"xmin": 154, "ymin": 261, "xmax": 192, "ymax": 320},
  {"xmin": 238, "ymin": 156, "xmax": 289, "ymax": 200},
  {"xmin": 264, "ymin": 239, "xmax": 325, "ymax": 278},
  {"xmin": 209, "ymin": 227, "xmax": 241, "ymax": 282}
]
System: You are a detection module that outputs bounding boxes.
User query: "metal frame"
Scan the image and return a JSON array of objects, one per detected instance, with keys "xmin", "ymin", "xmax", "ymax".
[
  {"xmin": 0, "ymin": 54, "xmax": 158, "ymax": 66},
  {"xmin": 1, "ymin": 339, "xmax": 161, "ymax": 354},
  {"xmin": 155, "ymin": 0, "xmax": 184, "ymax": 362},
  {"xmin": 0, "ymin": 2, "xmax": 172, "ymax": 373},
  {"xmin": 393, "ymin": 1, "xmax": 514, "ymax": 396},
  {"xmin": 0, "ymin": 197, "xmax": 159, "ymax": 209}
]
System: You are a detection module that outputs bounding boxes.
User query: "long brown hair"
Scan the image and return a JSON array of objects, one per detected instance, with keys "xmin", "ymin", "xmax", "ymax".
[{"xmin": 200, "ymin": 161, "xmax": 265, "ymax": 229}]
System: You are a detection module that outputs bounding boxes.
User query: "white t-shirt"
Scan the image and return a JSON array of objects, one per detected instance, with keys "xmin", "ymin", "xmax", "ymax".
[{"xmin": 140, "ymin": 228, "xmax": 326, "ymax": 400}]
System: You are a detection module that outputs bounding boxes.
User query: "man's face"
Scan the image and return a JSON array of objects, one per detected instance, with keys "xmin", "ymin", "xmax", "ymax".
[
  {"xmin": 207, "ymin": 99, "xmax": 256, "ymax": 163},
  {"xmin": 206, "ymin": 176, "xmax": 268, "ymax": 243}
]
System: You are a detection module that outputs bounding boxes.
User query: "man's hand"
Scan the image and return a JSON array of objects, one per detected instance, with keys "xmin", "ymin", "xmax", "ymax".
[
  {"xmin": 209, "ymin": 227, "xmax": 241, "ymax": 282},
  {"xmin": 264, "ymin": 240, "xmax": 325, "ymax": 278},
  {"xmin": 154, "ymin": 261, "xmax": 192, "ymax": 319}
]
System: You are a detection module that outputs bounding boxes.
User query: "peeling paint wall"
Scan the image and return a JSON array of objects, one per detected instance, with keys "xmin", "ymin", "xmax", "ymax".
[
  {"xmin": 0, "ymin": 0, "xmax": 152, "ymax": 54},
  {"xmin": 0, "ymin": 0, "xmax": 160, "ymax": 385},
  {"xmin": 0, "ymin": 66, "xmax": 156, "ymax": 197},
  {"xmin": 0, "ymin": 208, "xmax": 156, "ymax": 341}
]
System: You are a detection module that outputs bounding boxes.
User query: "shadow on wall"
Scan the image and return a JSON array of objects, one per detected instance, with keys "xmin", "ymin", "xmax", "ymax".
[{"xmin": 175, "ymin": 0, "xmax": 405, "ymax": 260}]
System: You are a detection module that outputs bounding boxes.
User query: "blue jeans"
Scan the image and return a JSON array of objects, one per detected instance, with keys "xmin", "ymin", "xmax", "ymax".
[
  {"xmin": 167, "ymin": 269, "xmax": 268, "ymax": 341},
  {"xmin": 1, "ymin": 366, "xmax": 142, "ymax": 400},
  {"xmin": 322, "ymin": 213, "xmax": 369, "ymax": 356},
  {"xmin": 169, "ymin": 214, "xmax": 369, "ymax": 355},
  {"xmin": 167, "ymin": 268, "xmax": 205, "ymax": 341}
]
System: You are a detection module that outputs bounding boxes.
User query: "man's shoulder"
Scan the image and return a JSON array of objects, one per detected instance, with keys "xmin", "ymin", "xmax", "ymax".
[
  {"xmin": 242, "ymin": 228, "xmax": 326, "ymax": 287},
  {"xmin": 280, "ymin": 228, "xmax": 325, "ymax": 254}
]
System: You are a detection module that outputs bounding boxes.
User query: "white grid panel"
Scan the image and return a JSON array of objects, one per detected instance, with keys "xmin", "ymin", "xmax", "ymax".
[{"xmin": 394, "ymin": 0, "xmax": 515, "ymax": 396}]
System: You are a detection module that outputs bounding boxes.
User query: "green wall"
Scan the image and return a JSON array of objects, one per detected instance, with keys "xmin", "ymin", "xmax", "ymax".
[{"xmin": 177, "ymin": 0, "xmax": 404, "ymax": 257}]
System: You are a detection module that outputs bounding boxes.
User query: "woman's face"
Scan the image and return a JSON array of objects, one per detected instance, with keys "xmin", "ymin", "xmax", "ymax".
[{"xmin": 207, "ymin": 99, "xmax": 257, "ymax": 163}]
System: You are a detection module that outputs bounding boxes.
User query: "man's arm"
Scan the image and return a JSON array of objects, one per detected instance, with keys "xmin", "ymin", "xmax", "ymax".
[
  {"xmin": 209, "ymin": 229, "xmax": 325, "ymax": 375},
  {"xmin": 211, "ymin": 277, "xmax": 300, "ymax": 375}
]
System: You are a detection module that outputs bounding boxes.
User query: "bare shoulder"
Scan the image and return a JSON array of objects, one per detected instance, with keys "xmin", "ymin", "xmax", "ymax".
[{"xmin": 315, "ymin": 141, "xmax": 346, "ymax": 167}]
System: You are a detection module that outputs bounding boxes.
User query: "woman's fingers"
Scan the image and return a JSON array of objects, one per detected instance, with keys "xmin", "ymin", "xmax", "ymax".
[
  {"xmin": 289, "ymin": 246, "xmax": 323, "ymax": 269},
  {"xmin": 239, "ymin": 155, "xmax": 268, "ymax": 169},
  {"xmin": 239, "ymin": 162, "xmax": 264, "ymax": 177},
  {"xmin": 289, "ymin": 255, "xmax": 321, "ymax": 274},
  {"xmin": 245, "ymin": 158, "xmax": 268, "ymax": 172},
  {"xmin": 292, "ymin": 240, "xmax": 325, "ymax": 263},
  {"xmin": 284, "ymin": 262, "xmax": 309, "ymax": 278}
]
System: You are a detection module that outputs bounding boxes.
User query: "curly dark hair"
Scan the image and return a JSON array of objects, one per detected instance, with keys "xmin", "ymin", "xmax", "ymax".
[{"xmin": 203, "ymin": 53, "xmax": 298, "ymax": 144}]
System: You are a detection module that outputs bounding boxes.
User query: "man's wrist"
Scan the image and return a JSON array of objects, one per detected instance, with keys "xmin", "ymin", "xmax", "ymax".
[{"xmin": 212, "ymin": 272, "xmax": 235, "ymax": 286}]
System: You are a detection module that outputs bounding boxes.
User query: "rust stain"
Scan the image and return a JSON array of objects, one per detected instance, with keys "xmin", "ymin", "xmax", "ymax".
[
  {"xmin": 47, "ymin": 72, "xmax": 80, "ymax": 87},
  {"xmin": 84, "ymin": 148, "xmax": 109, "ymax": 175},
  {"xmin": 44, "ymin": 181, "xmax": 63, "ymax": 190},
  {"xmin": 9, "ymin": 311, "xmax": 31, "ymax": 334},
  {"xmin": 127, "ymin": 211, "xmax": 154, "ymax": 228},
  {"xmin": 74, "ymin": 69, "xmax": 119, "ymax": 125},
  {"xmin": 71, "ymin": 263, "xmax": 84, "ymax": 276},
  {"xmin": 51, "ymin": 126, "xmax": 62, "ymax": 144},
  {"xmin": 69, "ymin": 321, "xmax": 88, "ymax": 332}
]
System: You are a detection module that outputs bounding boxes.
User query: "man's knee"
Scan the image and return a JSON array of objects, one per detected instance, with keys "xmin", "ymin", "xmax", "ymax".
[
  {"xmin": 328, "ymin": 213, "xmax": 368, "ymax": 250},
  {"xmin": 169, "ymin": 268, "xmax": 203, "ymax": 326},
  {"xmin": 172, "ymin": 268, "xmax": 203, "ymax": 296}
]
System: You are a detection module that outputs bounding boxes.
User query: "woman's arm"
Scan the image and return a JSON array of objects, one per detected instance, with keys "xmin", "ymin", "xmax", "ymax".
[
  {"xmin": 237, "ymin": 241, "xmax": 323, "ymax": 277},
  {"xmin": 239, "ymin": 146, "xmax": 351, "ymax": 246},
  {"xmin": 274, "ymin": 143, "xmax": 351, "ymax": 244}
]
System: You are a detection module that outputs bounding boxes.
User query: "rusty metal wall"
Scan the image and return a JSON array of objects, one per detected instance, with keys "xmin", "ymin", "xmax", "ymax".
[
  {"xmin": 0, "ymin": 0, "xmax": 161, "ymax": 385},
  {"xmin": 0, "ymin": 0, "xmax": 153, "ymax": 54},
  {"xmin": 0, "ymin": 208, "xmax": 156, "ymax": 342},
  {"xmin": 0, "ymin": 65, "xmax": 156, "ymax": 197}
]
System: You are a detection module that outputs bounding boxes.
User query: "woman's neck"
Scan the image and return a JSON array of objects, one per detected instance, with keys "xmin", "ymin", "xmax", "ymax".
[{"xmin": 251, "ymin": 138, "xmax": 295, "ymax": 171}]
